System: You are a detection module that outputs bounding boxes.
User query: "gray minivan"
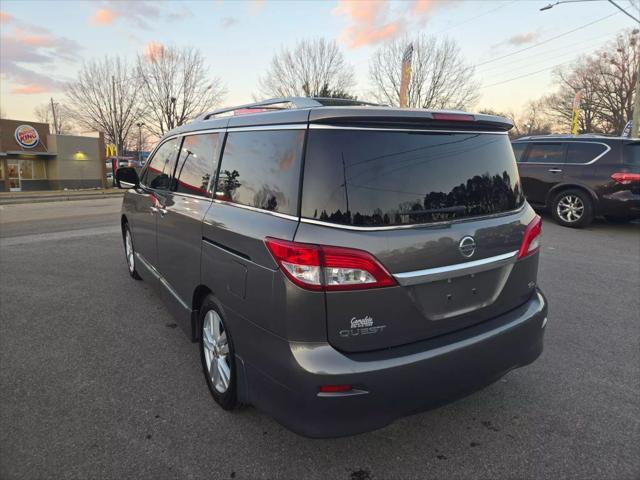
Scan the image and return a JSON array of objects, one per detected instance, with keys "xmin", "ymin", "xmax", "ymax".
[{"xmin": 116, "ymin": 97, "xmax": 548, "ymax": 438}]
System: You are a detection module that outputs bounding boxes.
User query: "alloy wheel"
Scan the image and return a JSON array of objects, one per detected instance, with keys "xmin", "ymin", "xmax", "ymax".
[
  {"xmin": 202, "ymin": 310, "xmax": 231, "ymax": 393},
  {"xmin": 557, "ymin": 195, "xmax": 584, "ymax": 223},
  {"xmin": 125, "ymin": 229, "xmax": 135, "ymax": 273}
]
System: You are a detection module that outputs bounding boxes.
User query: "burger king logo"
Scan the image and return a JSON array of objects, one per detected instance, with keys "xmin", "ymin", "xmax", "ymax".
[{"xmin": 14, "ymin": 125, "xmax": 40, "ymax": 149}]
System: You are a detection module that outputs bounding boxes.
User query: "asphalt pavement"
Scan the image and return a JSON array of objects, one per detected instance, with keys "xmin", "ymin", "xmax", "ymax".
[{"xmin": 0, "ymin": 198, "xmax": 638, "ymax": 480}]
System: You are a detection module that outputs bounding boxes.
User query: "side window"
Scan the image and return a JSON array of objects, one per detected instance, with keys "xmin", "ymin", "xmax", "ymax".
[
  {"xmin": 566, "ymin": 143, "xmax": 607, "ymax": 164},
  {"xmin": 526, "ymin": 143, "xmax": 564, "ymax": 164},
  {"xmin": 512, "ymin": 143, "xmax": 527, "ymax": 162},
  {"xmin": 144, "ymin": 138, "xmax": 180, "ymax": 190},
  {"xmin": 215, "ymin": 129, "xmax": 304, "ymax": 215},
  {"xmin": 174, "ymin": 133, "xmax": 220, "ymax": 197}
]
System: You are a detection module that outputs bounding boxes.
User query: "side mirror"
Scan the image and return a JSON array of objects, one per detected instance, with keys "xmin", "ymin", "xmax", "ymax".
[{"xmin": 115, "ymin": 167, "xmax": 140, "ymax": 189}]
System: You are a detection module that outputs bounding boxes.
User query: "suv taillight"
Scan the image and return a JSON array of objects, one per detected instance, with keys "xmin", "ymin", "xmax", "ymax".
[
  {"xmin": 611, "ymin": 172, "xmax": 640, "ymax": 185},
  {"xmin": 264, "ymin": 237, "xmax": 397, "ymax": 291},
  {"xmin": 518, "ymin": 215, "xmax": 542, "ymax": 259}
]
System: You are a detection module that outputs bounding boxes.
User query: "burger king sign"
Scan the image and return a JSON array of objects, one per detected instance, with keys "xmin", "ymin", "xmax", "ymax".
[{"xmin": 15, "ymin": 124, "xmax": 40, "ymax": 149}]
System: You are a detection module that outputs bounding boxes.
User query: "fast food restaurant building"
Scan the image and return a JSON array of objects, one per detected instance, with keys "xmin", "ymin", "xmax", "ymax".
[{"xmin": 0, "ymin": 119, "xmax": 106, "ymax": 192}]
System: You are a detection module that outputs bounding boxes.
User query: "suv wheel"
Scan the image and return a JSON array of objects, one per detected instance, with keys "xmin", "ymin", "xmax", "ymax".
[
  {"xmin": 551, "ymin": 189, "xmax": 594, "ymax": 228},
  {"xmin": 123, "ymin": 224, "xmax": 142, "ymax": 280},
  {"xmin": 200, "ymin": 297, "xmax": 237, "ymax": 410}
]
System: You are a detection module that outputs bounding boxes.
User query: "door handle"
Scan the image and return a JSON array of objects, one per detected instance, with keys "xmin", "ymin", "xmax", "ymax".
[
  {"xmin": 548, "ymin": 168, "xmax": 562, "ymax": 173},
  {"xmin": 149, "ymin": 206, "xmax": 167, "ymax": 216}
]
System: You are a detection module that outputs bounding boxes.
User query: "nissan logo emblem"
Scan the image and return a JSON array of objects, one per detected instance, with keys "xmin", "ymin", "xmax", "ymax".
[{"xmin": 459, "ymin": 236, "xmax": 476, "ymax": 258}]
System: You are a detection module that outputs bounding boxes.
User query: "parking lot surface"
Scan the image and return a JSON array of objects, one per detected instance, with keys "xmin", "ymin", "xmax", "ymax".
[{"xmin": 1, "ymin": 199, "xmax": 638, "ymax": 480}]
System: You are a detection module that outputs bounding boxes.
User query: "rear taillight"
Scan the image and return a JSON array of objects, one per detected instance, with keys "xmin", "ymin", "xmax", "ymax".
[
  {"xmin": 518, "ymin": 215, "xmax": 542, "ymax": 259},
  {"xmin": 611, "ymin": 172, "xmax": 640, "ymax": 185},
  {"xmin": 264, "ymin": 237, "xmax": 397, "ymax": 291}
]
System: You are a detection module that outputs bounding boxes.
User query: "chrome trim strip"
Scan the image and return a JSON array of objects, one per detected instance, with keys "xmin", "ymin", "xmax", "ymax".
[
  {"xmin": 309, "ymin": 124, "xmax": 508, "ymax": 135},
  {"xmin": 171, "ymin": 191, "xmax": 214, "ymax": 202},
  {"xmin": 135, "ymin": 253, "xmax": 190, "ymax": 310},
  {"xmin": 299, "ymin": 205, "xmax": 526, "ymax": 232},
  {"xmin": 226, "ymin": 124, "xmax": 307, "ymax": 132},
  {"xmin": 118, "ymin": 181, "xmax": 135, "ymax": 189},
  {"xmin": 516, "ymin": 141, "xmax": 611, "ymax": 166},
  {"xmin": 394, "ymin": 250, "xmax": 519, "ymax": 286},
  {"xmin": 211, "ymin": 199, "xmax": 300, "ymax": 221}
]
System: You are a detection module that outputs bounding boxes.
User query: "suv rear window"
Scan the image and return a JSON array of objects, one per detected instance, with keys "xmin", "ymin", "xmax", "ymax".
[
  {"xmin": 566, "ymin": 142, "xmax": 607, "ymax": 164},
  {"xmin": 624, "ymin": 142, "xmax": 640, "ymax": 165},
  {"xmin": 215, "ymin": 129, "xmax": 304, "ymax": 216},
  {"xmin": 302, "ymin": 129, "xmax": 524, "ymax": 226}
]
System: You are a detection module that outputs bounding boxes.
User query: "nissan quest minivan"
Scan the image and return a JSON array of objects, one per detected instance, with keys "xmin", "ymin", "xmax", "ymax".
[{"xmin": 116, "ymin": 97, "xmax": 548, "ymax": 438}]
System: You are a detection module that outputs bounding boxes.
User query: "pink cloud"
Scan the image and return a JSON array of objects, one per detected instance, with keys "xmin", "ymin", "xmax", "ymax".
[
  {"xmin": 90, "ymin": 8, "xmax": 116, "ymax": 25},
  {"xmin": 0, "ymin": 11, "xmax": 12, "ymax": 23},
  {"xmin": 333, "ymin": 0, "xmax": 401, "ymax": 48},
  {"xmin": 143, "ymin": 41, "xmax": 166, "ymax": 62},
  {"xmin": 11, "ymin": 85, "xmax": 48, "ymax": 94},
  {"xmin": 507, "ymin": 31, "xmax": 540, "ymax": 45},
  {"xmin": 413, "ymin": 0, "xmax": 435, "ymax": 14}
]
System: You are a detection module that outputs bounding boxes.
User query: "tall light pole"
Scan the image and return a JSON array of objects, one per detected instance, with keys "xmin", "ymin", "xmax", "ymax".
[
  {"xmin": 136, "ymin": 122, "xmax": 145, "ymax": 163},
  {"xmin": 540, "ymin": 0, "xmax": 640, "ymax": 22}
]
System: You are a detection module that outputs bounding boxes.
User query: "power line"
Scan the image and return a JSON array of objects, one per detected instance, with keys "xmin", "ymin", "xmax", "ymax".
[
  {"xmin": 475, "ymin": 32, "xmax": 614, "ymax": 75},
  {"xmin": 480, "ymin": 60, "xmax": 575, "ymax": 89},
  {"xmin": 433, "ymin": 0, "xmax": 517, "ymax": 36},
  {"xmin": 473, "ymin": 12, "xmax": 619, "ymax": 69}
]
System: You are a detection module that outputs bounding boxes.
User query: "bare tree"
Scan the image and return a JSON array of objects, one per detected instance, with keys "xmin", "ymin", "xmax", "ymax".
[
  {"xmin": 34, "ymin": 100, "xmax": 74, "ymax": 134},
  {"xmin": 591, "ymin": 30, "xmax": 638, "ymax": 133},
  {"xmin": 65, "ymin": 56, "xmax": 143, "ymax": 154},
  {"xmin": 369, "ymin": 35, "xmax": 479, "ymax": 110},
  {"xmin": 137, "ymin": 45, "xmax": 226, "ymax": 137},
  {"xmin": 257, "ymin": 38, "xmax": 355, "ymax": 98},
  {"xmin": 503, "ymin": 100, "xmax": 553, "ymax": 138},
  {"xmin": 541, "ymin": 29, "xmax": 638, "ymax": 134}
]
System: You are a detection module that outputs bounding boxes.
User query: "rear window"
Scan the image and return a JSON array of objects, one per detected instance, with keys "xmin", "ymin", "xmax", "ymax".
[
  {"xmin": 215, "ymin": 129, "xmax": 304, "ymax": 216},
  {"xmin": 624, "ymin": 143, "xmax": 640, "ymax": 165},
  {"xmin": 302, "ymin": 129, "xmax": 524, "ymax": 226},
  {"xmin": 566, "ymin": 142, "xmax": 607, "ymax": 164}
]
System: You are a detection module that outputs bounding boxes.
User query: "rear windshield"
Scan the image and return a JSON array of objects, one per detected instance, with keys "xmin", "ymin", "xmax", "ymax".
[{"xmin": 302, "ymin": 129, "xmax": 524, "ymax": 226}]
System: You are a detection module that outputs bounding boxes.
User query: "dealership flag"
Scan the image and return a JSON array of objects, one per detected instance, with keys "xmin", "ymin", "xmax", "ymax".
[
  {"xmin": 571, "ymin": 91, "xmax": 583, "ymax": 135},
  {"xmin": 399, "ymin": 43, "xmax": 414, "ymax": 108}
]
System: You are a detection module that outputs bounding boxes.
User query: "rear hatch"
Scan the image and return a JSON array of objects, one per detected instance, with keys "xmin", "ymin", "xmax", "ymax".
[{"xmin": 294, "ymin": 110, "xmax": 540, "ymax": 352}]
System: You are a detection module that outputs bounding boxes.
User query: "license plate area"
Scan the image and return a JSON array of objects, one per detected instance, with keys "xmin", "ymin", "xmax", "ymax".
[{"xmin": 408, "ymin": 266, "xmax": 512, "ymax": 321}]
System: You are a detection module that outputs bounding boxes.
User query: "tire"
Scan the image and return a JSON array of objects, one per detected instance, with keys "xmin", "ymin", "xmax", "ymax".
[
  {"xmin": 551, "ymin": 189, "xmax": 594, "ymax": 228},
  {"xmin": 123, "ymin": 223, "xmax": 142, "ymax": 280},
  {"xmin": 199, "ymin": 296, "xmax": 237, "ymax": 410}
]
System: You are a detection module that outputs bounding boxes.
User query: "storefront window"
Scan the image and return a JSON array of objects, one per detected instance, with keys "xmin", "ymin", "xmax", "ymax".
[
  {"xmin": 20, "ymin": 160, "xmax": 33, "ymax": 180},
  {"xmin": 33, "ymin": 159, "xmax": 46, "ymax": 179},
  {"xmin": 17, "ymin": 159, "xmax": 46, "ymax": 180},
  {"xmin": 0, "ymin": 162, "xmax": 4, "ymax": 180}
]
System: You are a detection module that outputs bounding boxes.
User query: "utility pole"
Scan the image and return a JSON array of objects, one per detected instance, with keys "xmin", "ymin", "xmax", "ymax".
[
  {"xmin": 632, "ymin": 62, "xmax": 640, "ymax": 138},
  {"xmin": 50, "ymin": 97, "xmax": 59, "ymax": 134},
  {"xmin": 112, "ymin": 75, "xmax": 118, "ymax": 156}
]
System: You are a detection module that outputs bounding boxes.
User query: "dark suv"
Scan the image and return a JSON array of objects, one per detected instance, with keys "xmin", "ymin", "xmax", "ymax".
[
  {"xmin": 512, "ymin": 135, "xmax": 640, "ymax": 228},
  {"xmin": 116, "ymin": 97, "xmax": 547, "ymax": 438}
]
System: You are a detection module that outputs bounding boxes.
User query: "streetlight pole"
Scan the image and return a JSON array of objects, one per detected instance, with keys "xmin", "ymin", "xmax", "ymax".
[
  {"xmin": 136, "ymin": 122, "xmax": 145, "ymax": 163},
  {"xmin": 540, "ymin": 0, "xmax": 640, "ymax": 22}
]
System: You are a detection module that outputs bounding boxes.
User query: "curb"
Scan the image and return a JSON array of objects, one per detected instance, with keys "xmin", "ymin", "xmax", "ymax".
[{"xmin": 0, "ymin": 192, "xmax": 124, "ymax": 205}]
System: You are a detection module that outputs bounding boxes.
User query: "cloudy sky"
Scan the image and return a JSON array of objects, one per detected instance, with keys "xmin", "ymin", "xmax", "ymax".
[{"xmin": 0, "ymin": 0, "xmax": 636, "ymax": 121}]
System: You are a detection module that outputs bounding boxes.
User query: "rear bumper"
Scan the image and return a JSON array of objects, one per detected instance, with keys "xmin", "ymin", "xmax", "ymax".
[
  {"xmin": 599, "ymin": 190, "xmax": 640, "ymax": 218},
  {"xmin": 242, "ymin": 289, "xmax": 547, "ymax": 438}
]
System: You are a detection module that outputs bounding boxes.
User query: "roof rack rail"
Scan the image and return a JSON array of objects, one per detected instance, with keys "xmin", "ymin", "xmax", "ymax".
[{"xmin": 199, "ymin": 96, "xmax": 383, "ymax": 120}]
